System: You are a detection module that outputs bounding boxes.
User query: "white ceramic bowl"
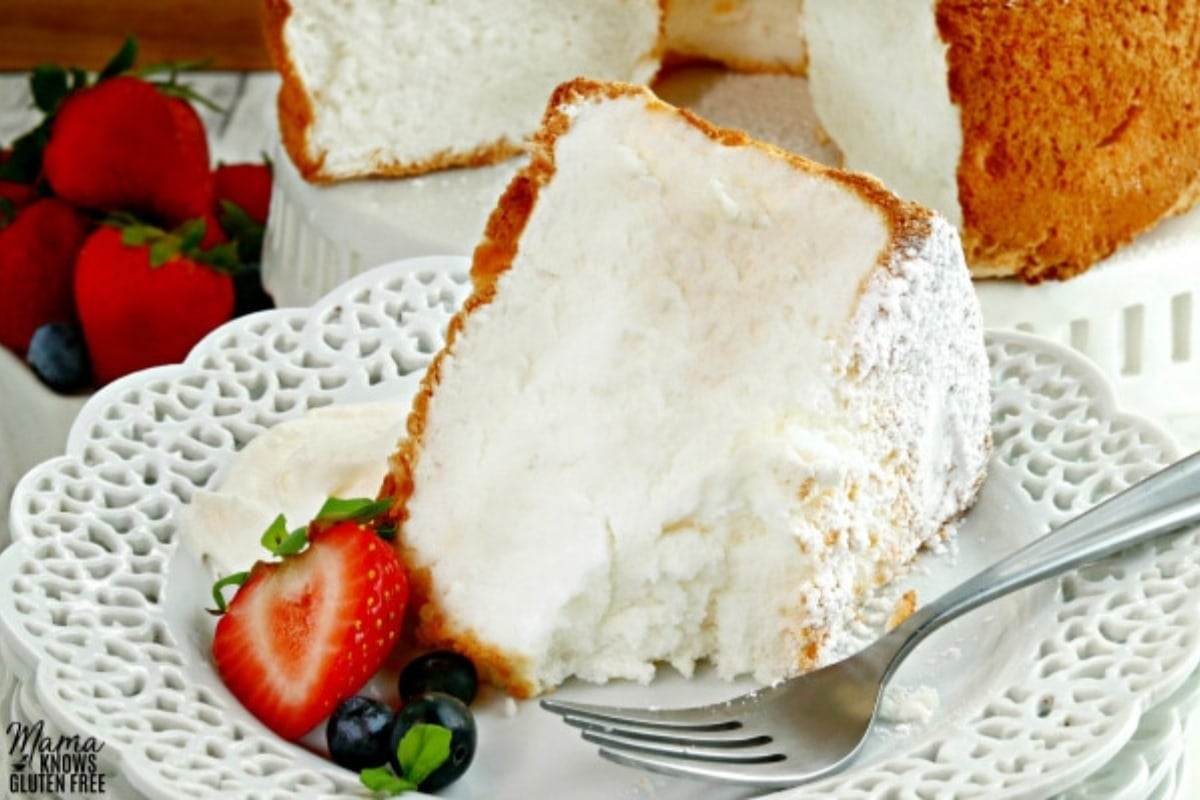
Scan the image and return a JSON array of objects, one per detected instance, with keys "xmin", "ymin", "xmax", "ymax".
[{"xmin": 0, "ymin": 347, "xmax": 88, "ymax": 549}]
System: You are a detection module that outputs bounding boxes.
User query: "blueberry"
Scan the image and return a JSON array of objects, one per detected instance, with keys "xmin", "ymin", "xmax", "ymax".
[
  {"xmin": 326, "ymin": 696, "xmax": 395, "ymax": 771},
  {"xmin": 388, "ymin": 692, "xmax": 476, "ymax": 792},
  {"xmin": 399, "ymin": 650, "xmax": 478, "ymax": 706},
  {"xmin": 26, "ymin": 321, "xmax": 91, "ymax": 392}
]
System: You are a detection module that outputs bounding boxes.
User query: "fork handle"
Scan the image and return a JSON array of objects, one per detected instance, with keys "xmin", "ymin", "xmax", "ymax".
[{"xmin": 877, "ymin": 449, "xmax": 1200, "ymax": 679}]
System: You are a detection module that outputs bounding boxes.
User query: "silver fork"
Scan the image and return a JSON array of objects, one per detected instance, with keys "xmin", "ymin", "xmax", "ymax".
[{"xmin": 540, "ymin": 450, "xmax": 1200, "ymax": 788}]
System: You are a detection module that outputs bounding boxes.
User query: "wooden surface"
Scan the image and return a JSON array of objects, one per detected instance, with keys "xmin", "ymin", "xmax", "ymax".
[{"xmin": 0, "ymin": 0, "xmax": 271, "ymax": 71}]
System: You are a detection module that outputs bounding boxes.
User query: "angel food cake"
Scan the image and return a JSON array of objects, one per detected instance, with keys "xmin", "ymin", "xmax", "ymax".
[
  {"xmin": 805, "ymin": 0, "xmax": 1200, "ymax": 281},
  {"xmin": 380, "ymin": 79, "xmax": 992, "ymax": 698},
  {"xmin": 263, "ymin": 0, "xmax": 662, "ymax": 182}
]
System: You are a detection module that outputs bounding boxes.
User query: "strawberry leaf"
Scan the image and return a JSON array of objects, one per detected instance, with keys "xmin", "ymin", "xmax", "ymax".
[
  {"xmin": 259, "ymin": 514, "xmax": 309, "ymax": 557},
  {"xmin": 192, "ymin": 240, "xmax": 243, "ymax": 275},
  {"xmin": 0, "ymin": 122, "xmax": 49, "ymax": 183},
  {"xmin": 176, "ymin": 218, "xmax": 207, "ymax": 252},
  {"xmin": 168, "ymin": 217, "xmax": 245, "ymax": 274},
  {"xmin": 99, "ymin": 36, "xmax": 139, "ymax": 81},
  {"xmin": 30, "ymin": 65, "xmax": 70, "ymax": 113},
  {"xmin": 208, "ymin": 571, "xmax": 249, "ymax": 615},
  {"xmin": 217, "ymin": 198, "xmax": 261, "ymax": 231},
  {"xmin": 316, "ymin": 497, "xmax": 392, "ymax": 523},
  {"xmin": 359, "ymin": 767, "xmax": 418, "ymax": 795},
  {"xmin": 116, "ymin": 218, "xmax": 235, "ymax": 270},
  {"xmin": 120, "ymin": 223, "xmax": 164, "ymax": 247},
  {"xmin": 148, "ymin": 237, "xmax": 178, "ymax": 267},
  {"xmin": 217, "ymin": 199, "xmax": 266, "ymax": 263},
  {"xmin": 397, "ymin": 724, "xmax": 452, "ymax": 787}
]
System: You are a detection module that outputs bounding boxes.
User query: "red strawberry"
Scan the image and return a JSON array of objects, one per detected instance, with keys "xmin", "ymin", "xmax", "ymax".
[
  {"xmin": 43, "ymin": 76, "xmax": 213, "ymax": 226},
  {"xmin": 73, "ymin": 223, "xmax": 235, "ymax": 385},
  {"xmin": 213, "ymin": 162, "xmax": 272, "ymax": 226},
  {"xmin": 0, "ymin": 198, "xmax": 92, "ymax": 355},
  {"xmin": 212, "ymin": 520, "xmax": 409, "ymax": 740}
]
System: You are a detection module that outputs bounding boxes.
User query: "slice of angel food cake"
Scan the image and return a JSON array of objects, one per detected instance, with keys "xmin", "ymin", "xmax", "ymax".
[{"xmin": 379, "ymin": 78, "xmax": 992, "ymax": 699}]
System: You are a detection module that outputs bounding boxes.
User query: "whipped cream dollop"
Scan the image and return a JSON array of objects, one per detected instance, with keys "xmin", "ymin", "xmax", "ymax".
[{"xmin": 180, "ymin": 402, "xmax": 407, "ymax": 578}]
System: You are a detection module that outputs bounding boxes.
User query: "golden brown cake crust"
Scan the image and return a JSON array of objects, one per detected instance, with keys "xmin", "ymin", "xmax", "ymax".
[
  {"xmin": 262, "ymin": 0, "xmax": 319, "ymax": 179},
  {"xmin": 936, "ymin": 1, "xmax": 1200, "ymax": 282},
  {"xmin": 378, "ymin": 77, "xmax": 940, "ymax": 697}
]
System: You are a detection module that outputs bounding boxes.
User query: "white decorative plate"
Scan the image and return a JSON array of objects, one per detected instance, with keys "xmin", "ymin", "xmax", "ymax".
[
  {"xmin": 0, "ymin": 256, "xmax": 1197, "ymax": 800},
  {"xmin": 1051, "ymin": 663, "xmax": 1200, "ymax": 800},
  {"xmin": 0, "ymin": 345, "xmax": 89, "ymax": 551}
]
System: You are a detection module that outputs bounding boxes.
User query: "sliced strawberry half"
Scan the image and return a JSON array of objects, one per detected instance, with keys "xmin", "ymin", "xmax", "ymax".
[{"xmin": 212, "ymin": 517, "xmax": 408, "ymax": 741}]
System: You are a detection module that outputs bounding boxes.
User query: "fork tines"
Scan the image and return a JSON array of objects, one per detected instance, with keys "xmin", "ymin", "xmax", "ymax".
[{"xmin": 540, "ymin": 698, "xmax": 796, "ymax": 787}]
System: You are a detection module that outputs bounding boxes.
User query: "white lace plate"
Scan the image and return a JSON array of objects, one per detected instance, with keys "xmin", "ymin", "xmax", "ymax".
[
  {"xmin": 1051, "ymin": 663, "xmax": 1200, "ymax": 800},
  {"xmin": 0, "ymin": 256, "xmax": 1197, "ymax": 800},
  {"xmin": 0, "ymin": 661, "xmax": 1193, "ymax": 800}
]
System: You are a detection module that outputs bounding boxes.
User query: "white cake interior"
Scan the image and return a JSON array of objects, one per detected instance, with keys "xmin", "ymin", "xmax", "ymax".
[
  {"xmin": 400, "ymin": 87, "xmax": 990, "ymax": 694},
  {"xmin": 280, "ymin": 0, "xmax": 661, "ymax": 175},
  {"xmin": 804, "ymin": 0, "xmax": 962, "ymax": 225}
]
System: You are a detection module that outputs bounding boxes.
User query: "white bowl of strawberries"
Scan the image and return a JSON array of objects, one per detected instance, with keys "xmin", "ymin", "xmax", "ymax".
[{"xmin": 0, "ymin": 39, "xmax": 274, "ymax": 522}]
